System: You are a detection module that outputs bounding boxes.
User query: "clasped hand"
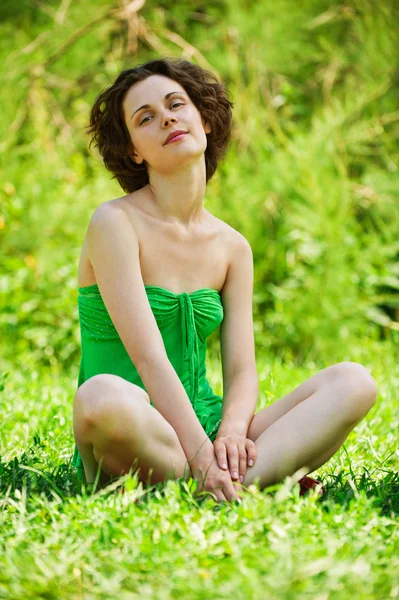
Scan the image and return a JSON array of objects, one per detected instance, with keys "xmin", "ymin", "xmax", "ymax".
[{"xmin": 213, "ymin": 431, "xmax": 257, "ymax": 490}]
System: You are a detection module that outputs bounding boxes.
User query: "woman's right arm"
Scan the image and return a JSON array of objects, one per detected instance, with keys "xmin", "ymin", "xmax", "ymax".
[{"xmin": 86, "ymin": 203, "xmax": 216, "ymax": 469}]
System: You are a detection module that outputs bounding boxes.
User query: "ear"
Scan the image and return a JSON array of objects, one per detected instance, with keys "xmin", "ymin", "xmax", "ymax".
[
  {"xmin": 201, "ymin": 115, "xmax": 211, "ymax": 135},
  {"xmin": 130, "ymin": 150, "xmax": 144, "ymax": 165}
]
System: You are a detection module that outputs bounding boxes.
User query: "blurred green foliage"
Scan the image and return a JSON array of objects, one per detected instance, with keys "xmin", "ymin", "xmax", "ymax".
[
  {"xmin": 0, "ymin": 5, "xmax": 398, "ymax": 596},
  {"xmin": 1, "ymin": 0, "xmax": 398, "ymax": 376}
]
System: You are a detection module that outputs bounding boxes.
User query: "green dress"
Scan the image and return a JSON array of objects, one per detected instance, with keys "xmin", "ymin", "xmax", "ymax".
[{"xmin": 71, "ymin": 283, "xmax": 224, "ymax": 481}]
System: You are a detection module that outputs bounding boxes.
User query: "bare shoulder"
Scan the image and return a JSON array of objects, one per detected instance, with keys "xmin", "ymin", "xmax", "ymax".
[
  {"xmin": 91, "ymin": 197, "xmax": 128, "ymax": 219},
  {"xmin": 84, "ymin": 199, "xmax": 136, "ymax": 257},
  {"xmin": 214, "ymin": 217, "xmax": 252, "ymax": 261},
  {"xmin": 89, "ymin": 197, "xmax": 137, "ymax": 232},
  {"xmin": 101, "ymin": 193, "xmax": 150, "ymax": 232},
  {"xmin": 86, "ymin": 201, "xmax": 139, "ymax": 261},
  {"xmin": 204, "ymin": 213, "xmax": 240, "ymax": 243},
  {"xmin": 231, "ymin": 227, "xmax": 252, "ymax": 252}
]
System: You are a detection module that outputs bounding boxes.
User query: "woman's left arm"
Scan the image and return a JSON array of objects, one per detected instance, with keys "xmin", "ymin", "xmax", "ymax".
[
  {"xmin": 217, "ymin": 231, "xmax": 259, "ymax": 486},
  {"xmin": 214, "ymin": 370, "xmax": 258, "ymax": 486}
]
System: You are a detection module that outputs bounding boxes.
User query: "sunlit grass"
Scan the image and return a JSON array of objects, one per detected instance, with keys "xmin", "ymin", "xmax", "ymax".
[
  {"xmin": 1, "ymin": 0, "xmax": 398, "ymax": 597},
  {"xmin": 1, "ymin": 346, "xmax": 398, "ymax": 599}
]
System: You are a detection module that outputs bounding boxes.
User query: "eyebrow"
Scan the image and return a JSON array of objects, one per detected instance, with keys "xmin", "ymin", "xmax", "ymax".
[{"xmin": 130, "ymin": 91, "xmax": 185, "ymax": 119}]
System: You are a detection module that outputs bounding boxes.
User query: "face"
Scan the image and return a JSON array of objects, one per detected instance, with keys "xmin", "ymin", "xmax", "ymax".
[{"xmin": 122, "ymin": 74, "xmax": 211, "ymax": 176}]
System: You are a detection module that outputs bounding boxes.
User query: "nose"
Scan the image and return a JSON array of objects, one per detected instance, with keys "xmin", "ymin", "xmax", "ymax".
[{"xmin": 163, "ymin": 115, "xmax": 177, "ymax": 126}]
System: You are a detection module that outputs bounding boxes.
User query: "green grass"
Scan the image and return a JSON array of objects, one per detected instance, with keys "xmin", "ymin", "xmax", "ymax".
[
  {"xmin": 1, "ymin": 348, "xmax": 398, "ymax": 599},
  {"xmin": 1, "ymin": 0, "xmax": 398, "ymax": 597}
]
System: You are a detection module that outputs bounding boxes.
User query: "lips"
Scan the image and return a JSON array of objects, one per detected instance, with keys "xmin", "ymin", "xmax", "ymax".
[{"xmin": 164, "ymin": 130, "xmax": 188, "ymax": 145}]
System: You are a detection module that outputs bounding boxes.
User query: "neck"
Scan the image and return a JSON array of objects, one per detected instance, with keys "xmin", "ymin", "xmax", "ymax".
[{"xmin": 145, "ymin": 159, "xmax": 207, "ymax": 227}]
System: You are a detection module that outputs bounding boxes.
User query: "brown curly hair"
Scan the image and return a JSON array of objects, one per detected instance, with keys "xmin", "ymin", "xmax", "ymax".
[{"xmin": 86, "ymin": 57, "xmax": 234, "ymax": 193}]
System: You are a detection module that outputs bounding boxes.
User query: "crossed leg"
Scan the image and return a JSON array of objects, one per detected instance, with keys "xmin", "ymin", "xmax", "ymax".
[
  {"xmin": 240, "ymin": 361, "xmax": 378, "ymax": 489},
  {"xmin": 73, "ymin": 375, "xmax": 193, "ymax": 488},
  {"xmin": 73, "ymin": 362, "xmax": 377, "ymax": 496}
]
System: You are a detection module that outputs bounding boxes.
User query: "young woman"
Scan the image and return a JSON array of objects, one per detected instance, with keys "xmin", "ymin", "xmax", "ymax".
[{"xmin": 72, "ymin": 57, "xmax": 378, "ymax": 504}]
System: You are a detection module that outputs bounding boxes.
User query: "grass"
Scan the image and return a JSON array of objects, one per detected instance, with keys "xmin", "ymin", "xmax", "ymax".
[
  {"xmin": 1, "ymin": 1, "xmax": 398, "ymax": 597},
  {"xmin": 1, "ymin": 347, "xmax": 398, "ymax": 599}
]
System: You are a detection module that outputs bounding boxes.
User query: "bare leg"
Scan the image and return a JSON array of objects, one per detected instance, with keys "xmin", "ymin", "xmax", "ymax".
[
  {"xmin": 75, "ymin": 437, "xmax": 113, "ymax": 489},
  {"xmin": 73, "ymin": 375, "xmax": 193, "ymax": 489},
  {"xmin": 73, "ymin": 385, "xmax": 115, "ymax": 488},
  {"xmin": 242, "ymin": 380, "xmax": 376, "ymax": 489}
]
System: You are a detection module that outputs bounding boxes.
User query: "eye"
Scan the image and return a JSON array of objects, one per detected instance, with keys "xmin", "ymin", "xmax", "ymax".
[{"xmin": 139, "ymin": 102, "xmax": 184, "ymax": 125}]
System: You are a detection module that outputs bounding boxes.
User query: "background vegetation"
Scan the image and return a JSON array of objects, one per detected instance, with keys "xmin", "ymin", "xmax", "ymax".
[{"xmin": 0, "ymin": 0, "xmax": 398, "ymax": 598}]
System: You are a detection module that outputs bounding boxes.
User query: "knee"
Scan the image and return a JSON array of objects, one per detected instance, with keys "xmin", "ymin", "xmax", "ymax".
[
  {"xmin": 74, "ymin": 374, "xmax": 119, "ymax": 424},
  {"xmin": 332, "ymin": 362, "xmax": 378, "ymax": 419},
  {"xmin": 74, "ymin": 374, "xmax": 148, "ymax": 443},
  {"xmin": 75, "ymin": 373, "xmax": 130, "ymax": 427}
]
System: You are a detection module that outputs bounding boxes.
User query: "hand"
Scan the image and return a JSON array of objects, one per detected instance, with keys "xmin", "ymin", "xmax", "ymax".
[
  {"xmin": 213, "ymin": 432, "xmax": 257, "ymax": 490},
  {"xmin": 190, "ymin": 447, "xmax": 243, "ymax": 504}
]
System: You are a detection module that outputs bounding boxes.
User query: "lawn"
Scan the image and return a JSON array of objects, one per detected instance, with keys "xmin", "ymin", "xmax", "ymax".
[
  {"xmin": 1, "ymin": 347, "xmax": 397, "ymax": 599},
  {"xmin": 1, "ymin": 0, "xmax": 398, "ymax": 597}
]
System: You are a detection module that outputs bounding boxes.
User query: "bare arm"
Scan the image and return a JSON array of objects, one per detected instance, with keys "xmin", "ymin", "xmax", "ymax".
[
  {"xmin": 86, "ymin": 203, "xmax": 213, "ymax": 465},
  {"xmin": 219, "ymin": 232, "xmax": 258, "ymax": 434}
]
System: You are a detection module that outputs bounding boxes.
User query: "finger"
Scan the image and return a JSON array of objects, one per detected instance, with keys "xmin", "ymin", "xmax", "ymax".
[
  {"xmin": 213, "ymin": 480, "xmax": 229, "ymax": 504},
  {"xmin": 213, "ymin": 441, "xmax": 228, "ymax": 470},
  {"xmin": 239, "ymin": 447, "xmax": 247, "ymax": 483},
  {"xmin": 232, "ymin": 478, "xmax": 244, "ymax": 498},
  {"xmin": 225, "ymin": 477, "xmax": 242, "ymax": 503},
  {"xmin": 231, "ymin": 480, "xmax": 243, "ymax": 494},
  {"xmin": 205, "ymin": 480, "xmax": 227, "ymax": 504},
  {"xmin": 246, "ymin": 440, "xmax": 257, "ymax": 467},
  {"xmin": 206, "ymin": 491, "xmax": 227, "ymax": 505},
  {"xmin": 228, "ymin": 445, "xmax": 240, "ymax": 481},
  {"xmin": 214, "ymin": 490, "xmax": 228, "ymax": 504}
]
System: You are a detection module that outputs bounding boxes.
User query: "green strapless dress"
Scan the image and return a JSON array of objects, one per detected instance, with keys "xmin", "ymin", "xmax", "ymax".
[{"xmin": 71, "ymin": 283, "xmax": 225, "ymax": 481}]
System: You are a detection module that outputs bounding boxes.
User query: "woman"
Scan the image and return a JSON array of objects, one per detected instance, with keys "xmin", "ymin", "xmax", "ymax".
[{"xmin": 72, "ymin": 57, "xmax": 378, "ymax": 504}]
